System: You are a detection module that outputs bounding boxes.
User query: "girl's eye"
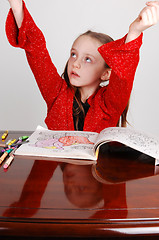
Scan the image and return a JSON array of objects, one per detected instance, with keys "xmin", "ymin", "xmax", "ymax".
[
  {"xmin": 85, "ymin": 57, "xmax": 91, "ymax": 63},
  {"xmin": 71, "ymin": 52, "xmax": 76, "ymax": 58}
]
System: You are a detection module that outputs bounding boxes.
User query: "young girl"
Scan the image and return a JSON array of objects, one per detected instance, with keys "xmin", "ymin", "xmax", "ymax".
[{"xmin": 6, "ymin": 0, "xmax": 159, "ymax": 133}]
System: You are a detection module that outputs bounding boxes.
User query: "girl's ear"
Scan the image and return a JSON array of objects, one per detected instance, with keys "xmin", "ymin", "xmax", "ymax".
[{"xmin": 101, "ymin": 69, "xmax": 112, "ymax": 81}]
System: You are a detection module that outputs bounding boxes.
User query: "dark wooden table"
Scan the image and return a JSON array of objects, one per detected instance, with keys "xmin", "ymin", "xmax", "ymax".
[{"xmin": 1, "ymin": 131, "xmax": 159, "ymax": 239}]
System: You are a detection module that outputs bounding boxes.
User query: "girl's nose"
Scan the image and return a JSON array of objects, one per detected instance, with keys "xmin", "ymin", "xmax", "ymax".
[{"xmin": 73, "ymin": 59, "xmax": 81, "ymax": 69}]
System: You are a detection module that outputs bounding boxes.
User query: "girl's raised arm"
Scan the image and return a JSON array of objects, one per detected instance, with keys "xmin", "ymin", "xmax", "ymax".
[
  {"xmin": 126, "ymin": 1, "xmax": 159, "ymax": 43},
  {"xmin": 8, "ymin": 0, "xmax": 23, "ymax": 28},
  {"xmin": 6, "ymin": 1, "xmax": 63, "ymax": 112}
]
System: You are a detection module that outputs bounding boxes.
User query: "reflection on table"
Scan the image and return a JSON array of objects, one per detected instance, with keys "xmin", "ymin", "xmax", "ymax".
[
  {"xmin": 2, "ymin": 160, "xmax": 127, "ymax": 219},
  {"xmin": 1, "ymin": 132, "xmax": 159, "ymax": 238},
  {"xmin": 93, "ymin": 142, "xmax": 157, "ymax": 184}
]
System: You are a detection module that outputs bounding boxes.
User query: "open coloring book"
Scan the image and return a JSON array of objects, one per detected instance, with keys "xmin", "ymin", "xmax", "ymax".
[{"xmin": 15, "ymin": 126, "xmax": 159, "ymax": 164}]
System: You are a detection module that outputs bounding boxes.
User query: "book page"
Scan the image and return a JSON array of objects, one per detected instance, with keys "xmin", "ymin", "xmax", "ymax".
[
  {"xmin": 94, "ymin": 127, "xmax": 159, "ymax": 159},
  {"xmin": 15, "ymin": 126, "xmax": 99, "ymax": 160}
]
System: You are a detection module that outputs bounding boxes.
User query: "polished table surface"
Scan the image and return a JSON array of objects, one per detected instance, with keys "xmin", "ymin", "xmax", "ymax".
[{"xmin": 1, "ymin": 130, "xmax": 159, "ymax": 239}]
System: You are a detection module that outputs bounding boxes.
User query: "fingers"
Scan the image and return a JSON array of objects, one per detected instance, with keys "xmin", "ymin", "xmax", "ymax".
[
  {"xmin": 144, "ymin": 7, "xmax": 157, "ymax": 24},
  {"xmin": 146, "ymin": 1, "xmax": 159, "ymax": 16},
  {"xmin": 146, "ymin": 1, "xmax": 159, "ymax": 20},
  {"xmin": 127, "ymin": 1, "xmax": 159, "ymax": 39},
  {"xmin": 139, "ymin": 2, "xmax": 159, "ymax": 28},
  {"xmin": 146, "ymin": 1, "xmax": 159, "ymax": 6}
]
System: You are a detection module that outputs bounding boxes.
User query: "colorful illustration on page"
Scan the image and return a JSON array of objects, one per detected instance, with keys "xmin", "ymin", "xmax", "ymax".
[{"xmin": 31, "ymin": 134, "xmax": 94, "ymax": 150}]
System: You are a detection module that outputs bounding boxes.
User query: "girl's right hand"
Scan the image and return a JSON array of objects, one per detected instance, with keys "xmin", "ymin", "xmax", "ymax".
[{"xmin": 8, "ymin": 0, "xmax": 23, "ymax": 28}]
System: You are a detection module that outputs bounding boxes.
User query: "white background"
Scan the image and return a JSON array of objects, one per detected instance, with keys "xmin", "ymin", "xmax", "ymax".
[{"xmin": 1, "ymin": 0, "xmax": 159, "ymax": 136}]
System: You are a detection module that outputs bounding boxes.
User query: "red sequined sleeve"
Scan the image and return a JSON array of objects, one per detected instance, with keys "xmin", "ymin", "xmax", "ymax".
[
  {"xmin": 98, "ymin": 34, "xmax": 143, "ymax": 118},
  {"xmin": 5, "ymin": 1, "xmax": 64, "ymax": 112}
]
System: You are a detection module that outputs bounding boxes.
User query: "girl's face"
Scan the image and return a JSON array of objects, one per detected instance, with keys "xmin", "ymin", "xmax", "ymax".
[
  {"xmin": 63, "ymin": 164, "xmax": 103, "ymax": 208},
  {"xmin": 67, "ymin": 35, "xmax": 107, "ymax": 95}
]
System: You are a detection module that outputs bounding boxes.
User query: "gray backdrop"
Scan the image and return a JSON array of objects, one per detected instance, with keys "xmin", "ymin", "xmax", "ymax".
[{"xmin": 1, "ymin": 0, "xmax": 159, "ymax": 137}]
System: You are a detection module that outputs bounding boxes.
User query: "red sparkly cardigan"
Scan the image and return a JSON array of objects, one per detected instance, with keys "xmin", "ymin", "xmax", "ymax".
[{"xmin": 5, "ymin": 2, "xmax": 143, "ymax": 133}]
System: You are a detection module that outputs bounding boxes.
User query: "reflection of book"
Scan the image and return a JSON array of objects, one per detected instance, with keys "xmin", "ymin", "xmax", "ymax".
[
  {"xmin": 15, "ymin": 125, "xmax": 159, "ymax": 165},
  {"xmin": 92, "ymin": 143, "xmax": 158, "ymax": 184}
]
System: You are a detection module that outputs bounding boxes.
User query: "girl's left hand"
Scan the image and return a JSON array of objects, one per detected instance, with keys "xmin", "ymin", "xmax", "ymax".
[{"xmin": 126, "ymin": 1, "xmax": 159, "ymax": 42}]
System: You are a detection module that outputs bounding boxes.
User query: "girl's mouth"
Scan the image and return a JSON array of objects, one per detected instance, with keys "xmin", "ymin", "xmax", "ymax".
[{"xmin": 71, "ymin": 71, "xmax": 80, "ymax": 77}]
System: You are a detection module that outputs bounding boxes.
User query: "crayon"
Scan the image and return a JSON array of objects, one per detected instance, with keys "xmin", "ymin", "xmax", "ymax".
[
  {"xmin": 11, "ymin": 139, "xmax": 29, "ymax": 147},
  {"xmin": 1, "ymin": 147, "xmax": 14, "ymax": 153},
  {"xmin": 0, "ymin": 149, "xmax": 13, "ymax": 165},
  {"xmin": 1, "ymin": 131, "xmax": 8, "ymax": 140},
  {"xmin": 3, "ymin": 149, "xmax": 16, "ymax": 169},
  {"xmin": 0, "ymin": 143, "xmax": 6, "ymax": 148},
  {"xmin": 8, "ymin": 139, "xmax": 17, "ymax": 146},
  {"xmin": 21, "ymin": 136, "xmax": 29, "ymax": 141}
]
